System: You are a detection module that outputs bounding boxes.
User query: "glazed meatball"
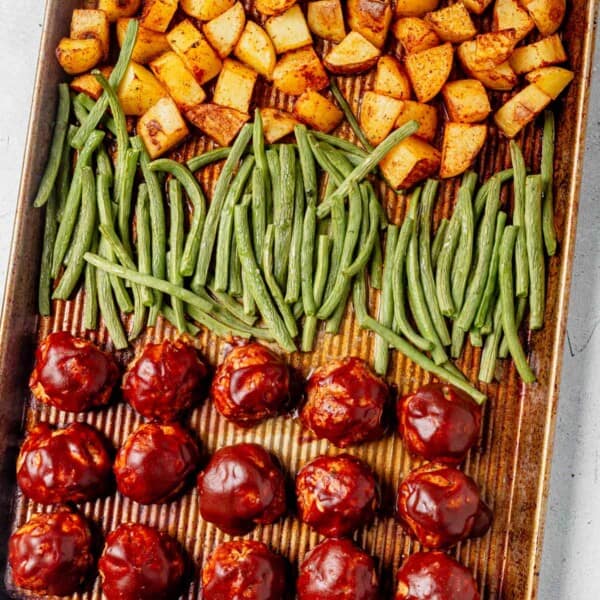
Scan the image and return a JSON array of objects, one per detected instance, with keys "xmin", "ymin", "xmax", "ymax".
[
  {"xmin": 296, "ymin": 454, "xmax": 378, "ymax": 537},
  {"xmin": 16, "ymin": 421, "xmax": 112, "ymax": 504},
  {"xmin": 396, "ymin": 463, "xmax": 492, "ymax": 549},
  {"xmin": 300, "ymin": 357, "xmax": 389, "ymax": 447},
  {"xmin": 99, "ymin": 523, "xmax": 186, "ymax": 600},
  {"xmin": 114, "ymin": 423, "xmax": 199, "ymax": 504},
  {"xmin": 398, "ymin": 383, "xmax": 482, "ymax": 464},
  {"xmin": 122, "ymin": 339, "xmax": 207, "ymax": 422},
  {"xmin": 29, "ymin": 331, "xmax": 119, "ymax": 413},
  {"xmin": 201, "ymin": 540, "xmax": 287, "ymax": 600},
  {"xmin": 197, "ymin": 443, "xmax": 286, "ymax": 535},
  {"xmin": 211, "ymin": 343, "xmax": 290, "ymax": 427},
  {"xmin": 297, "ymin": 538, "xmax": 379, "ymax": 600},
  {"xmin": 8, "ymin": 509, "xmax": 93, "ymax": 596},
  {"xmin": 395, "ymin": 552, "xmax": 480, "ymax": 600}
]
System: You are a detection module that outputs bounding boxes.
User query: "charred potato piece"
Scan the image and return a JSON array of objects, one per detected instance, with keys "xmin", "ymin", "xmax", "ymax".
[
  {"xmin": 405, "ymin": 42, "xmax": 453, "ymax": 102},
  {"xmin": 273, "ymin": 46, "xmax": 329, "ymax": 95},
  {"xmin": 117, "ymin": 62, "xmax": 167, "ymax": 116},
  {"xmin": 509, "ymin": 34, "xmax": 567, "ymax": 75},
  {"xmin": 440, "ymin": 122, "xmax": 487, "ymax": 178},
  {"xmin": 116, "ymin": 19, "xmax": 170, "ymax": 63},
  {"xmin": 525, "ymin": 66, "xmax": 574, "ymax": 99},
  {"xmin": 260, "ymin": 108, "xmax": 299, "ymax": 143},
  {"xmin": 213, "ymin": 59, "xmax": 257, "ymax": 113},
  {"xmin": 141, "ymin": 0, "xmax": 178, "ymax": 32},
  {"xmin": 70, "ymin": 66, "xmax": 113, "ymax": 100},
  {"xmin": 494, "ymin": 83, "xmax": 552, "ymax": 137},
  {"xmin": 98, "ymin": 0, "xmax": 141, "ymax": 21},
  {"xmin": 395, "ymin": 101, "xmax": 438, "ymax": 142},
  {"xmin": 424, "ymin": 3, "xmax": 476, "ymax": 43},
  {"xmin": 457, "ymin": 29, "xmax": 518, "ymax": 72},
  {"xmin": 462, "ymin": 0, "xmax": 493, "ymax": 14},
  {"xmin": 266, "ymin": 5, "xmax": 312, "ymax": 54},
  {"xmin": 234, "ymin": 21, "xmax": 277, "ymax": 79},
  {"xmin": 323, "ymin": 31, "xmax": 381, "ymax": 75},
  {"xmin": 374, "ymin": 55, "xmax": 412, "ymax": 99},
  {"xmin": 360, "ymin": 91, "xmax": 404, "ymax": 145},
  {"xmin": 391, "ymin": 17, "xmax": 440, "ymax": 54},
  {"xmin": 203, "ymin": 2, "xmax": 246, "ymax": 58},
  {"xmin": 492, "ymin": 0, "xmax": 535, "ymax": 42},
  {"xmin": 138, "ymin": 97, "xmax": 189, "ymax": 158},
  {"xmin": 186, "ymin": 104, "xmax": 250, "ymax": 146},
  {"xmin": 395, "ymin": 0, "xmax": 440, "ymax": 17},
  {"xmin": 56, "ymin": 38, "xmax": 103, "ymax": 75},
  {"xmin": 255, "ymin": 0, "xmax": 297, "ymax": 16},
  {"xmin": 442, "ymin": 79, "xmax": 491, "ymax": 123},
  {"xmin": 307, "ymin": 0, "xmax": 346, "ymax": 43},
  {"xmin": 347, "ymin": 0, "xmax": 393, "ymax": 49},
  {"xmin": 293, "ymin": 90, "xmax": 344, "ymax": 133},
  {"xmin": 521, "ymin": 0, "xmax": 565, "ymax": 35},
  {"xmin": 180, "ymin": 0, "xmax": 235, "ymax": 21},
  {"xmin": 70, "ymin": 9, "xmax": 110, "ymax": 60}
]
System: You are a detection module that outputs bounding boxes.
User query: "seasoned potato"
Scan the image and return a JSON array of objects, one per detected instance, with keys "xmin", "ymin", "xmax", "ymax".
[
  {"xmin": 391, "ymin": 17, "xmax": 440, "ymax": 54},
  {"xmin": 140, "ymin": 0, "xmax": 178, "ymax": 32},
  {"xmin": 117, "ymin": 62, "xmax": 167, "ymax": 115},
  {"xmin": 521, "ymin": 0, "xmax": 565, "ymax": 35},
  {"xmin": 494, "ymin": 83, "xmax": 552, "ymax": 137},
  {"xmin": 525, "ymin": 66, "xmax": 574, "ymax": 99},
  {"xmin": 470, "ymin": 61, "xmax": 518, "ymax": 90},
  {"xmin": 98, "ymin": 0, "xmax": 141, "ymax": 21},
  {"xmin": 56, "ymin": 38, "xmax": 103, "ymax": 75},
  {"xmin": 260, "ymin": 108, "xmax": 299, "ymax": 143},
  {"xmin": 374, "ymin": 56, "xmax": 411, "ymax": 99},
  {"xmin": 213, "ymin": 59, "xmax": 257, "ymax": 113},
  {"xmin": 395, "ymin": 0, "xmax": 440, "ymax": 17},
  {"xmin": 293, "ymin": 90, "xmax": 344, "ymax": 133},
  {"xmin": 492, "ymin": 0, "xmax": 535, "ymax": 42},
  {"xmin": 359, "ymin": 91, "xmax": 403, "ymax": 145},
  {"xmin": 424, "ymin": 3, "xmax": 476, "ymax": 43},
  {"xmin": 116, "ymin": 19, "xmax": 170, "ymax": 63},
  {"xmin": 255, "ymin": 0, "xmax": 297, "ymax": 16},
  {"xmin": 347, "ymin": 0, "xmax": 393, "ymax": 48},
  {"xmin": 265, "ymin": 5, "xmax": 312, "ymax": 54},
  {"xmin": 180, "ymin": 0, "xmax": 234, "ymax": 21},
  {"xmin": 185, "ymin": 103, "xmax": 250, "ymax": 146},
  {"xmin": 404, "ymin": 42, "xmax": 453, "ymax": 102},
  {"xmin": 457, "ymin": 29, "xmax": 517, "ymax": 72},
  {"xmin": 439, "ymin": 122, "xmax": 487, "ymax": 178},
  {"xmin": 70, "ymin": 66, "xmax": 113, "ymax": 100},
  {"xmin": 379, "ymin": 136, "xmax": 441, "ymax": 189},
  {"xmin": 442, "ymin": 79, "xmax": 491, "ymax": 123},
  {"xmin": 138, "ymin": 97, "xmax": 189, "ymax": 158},
  {"xmin": 323, "ymin": 31, "xmax": 381, "ymax": 75},
  {"xmin": 203, "ymin": 2, "xmax": 246, "ymax": 58},
  {"xmin": 509, "ymin": 34, "xmax": 567, "ymax": 75},
  {"xmin": 272, "ymin": 46, "xmax": 329, "ymax": 95},
  {"xmin": 307, "ymin": 0, "xmax": 346, "ymax": 42},
  {"xmin": 462, "ymin": 0, "xmax": 493, "ymax": 14},
  {"xmin": 234, "ymin": 21, "xmax": 277, "ymax": 79},
  {"xmin": 395, "ymin": 101, "xmax": 438, "ymax": 142},
  {"xmin": 70, "ymin": 10, "xmax": 110, "ymax": 60}
]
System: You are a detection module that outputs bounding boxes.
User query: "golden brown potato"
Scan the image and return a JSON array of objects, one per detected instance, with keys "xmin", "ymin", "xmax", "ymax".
[
  {"xmin": 457, "ymin": 29, "xmax": 518, "ymax": 72},
  {"xmin": 462, "ymin": 0, "xmax": 493, "ymax": 14},
  {"xmin": 70, "ymin": 66, "xmax": 113, "ymax": 100},
  {"xmin": 424, "ymin": 3, "xmax": 476, "ymax": 43},
  {"xmin": 272, "ymin": 46, "xmax": 329, "ymax": 95},
  {"xmin": 359, "ymin": 91, "xmax": 404, "ymax": 145},
  {"xmin": 395, "ymin": 0, "xmax": 440, "ymax": 17},
  {"xmin": 203, "ymin": 2, "xmax": 246, "ymax": 58},
  {"xmin": 70, "ymin": 10, "xmax": 110, "ymax": 60},
  {"xmin": 521, "ymin": 0, "xmax": 565, "ymax": 35},
  {"xmin": 494, "ymin": 83, "xmax": 552, "ymax": 137},
  {"xmin": 307, "ymin": 0, "xmax": 346, "ymax": 42},
  {"xmin": 509, "ymin": 34, "xmax": 567, "ymax": 75},
  {"xmin": 439, "ymin": 122, "xmax": 487, "ymax": 178},
  {"xmin": 255, "ymin": 0, "xmax": 297, "ymax": 16},
  {"xmin": 293, "ymin": 90, "xmax": 344, "ymax": 133},
  {"xmin": 391, "ymin": 17, "xmax": 440, "ymax": 54},
  {"xmin": 98, "ymin": 0, "xmax": 141, "ymax": 21},
  {"xmin": 116, "ymin": 19, "xmax": 170, "ymax": 63},
  {"xmin": 470, "ymin": 61, "xmax": 518, "ymax": 90},
  {"xmin": 525, "ymin": 66, "xmax": 574, "ymax": 99},
  {"xmin": 379, "ymin": 136, "xmax": 440, "ymax": 189},
  {"xmin": 260, "ymin": 108, "xmax": 299, "ymax": 143},
  {"xmin": 347, "ymin": 0, "xmax": 393, "ymax": 49},
  {"xmin": 180, "ymin": 0, "xmax": 235, "ymax": 21},
  {"xmin": 234, "ymin": 21, "xmax": 277, "ymax": 79},
  {"xmin": 56, "ymin": 38, "xmax": 103, "ymax": 75},
  {"xmin": 185, "ymin": 103, "xmax": 250, "ymax": 146},
  {"xmin": 404, "ymin": 42, "xmax": 453, "ymax": 102},
  {"xmin": 265, "ymin": 5, "xmax": 313, "ymax": 54},
  {"xmin": 117, "ymin": 62, "xmax": 167, "ymax": 115},
  {"xmin": 395, "ymin": 101, "xmax": 438, "ymax": 142},
  {"xmin": 323, "ymin": 31, "xmax": 381, "ymax": 75},
  {"xmin": 374, "ymin": 55, "xmax": 412, "ymax": 99},
  {"xmin": 442, "ymin": 79, "xmax": 491, "ymax": 123},
  {"xmin": 138, "ymin": 97, "xmax": 189, "ymax": 158},
  {"xmin": 140, "ymin": 0, "xmax": 178, "ymax": 32},
  {"xmin": 213, "ymin": 59, "xmax": 257, "ymax": 114},
  {"xmin": 492, "ymin": 0, "xmax": 535, "ymax": 42}
]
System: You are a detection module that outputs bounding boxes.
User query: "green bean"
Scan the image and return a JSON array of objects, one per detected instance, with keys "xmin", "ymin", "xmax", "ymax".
[
  {"xmin": 344, "ymin": 194, "xmax": 380, "ymax": 277},
  {"xmin": 135, "ymin": 184, "xmax": 154, "ymax": 307},
  {"xmin": 266, "ymin": 148, "xmax": 280, "ymax": 225},
  {"xmin": 474, "ymin": 168, "xmax": 513, "ymax": 220},
  {"xmin": 330, "ymin": 78, "xmax": 372, "ymax": 150},
  {"xmin": 117, "ymin": 148, "xmax": 140, "ymax": 256},
  {"xmin": 56, "ymin": 125, "xmax": 78, "ymax": 220},
  {"xmin": 187, "ymin": 147, "xmax": 232, "ymax": 172},
  {"xmin": 431, "ymin": 218, "xmax": 449, "ymax": 269},
  {"xmin": 295, "ymin": 125, "xmax": 318, "ymax": 206},
  {"xmin": 444, "ymin": 361, "xmax": 468, "ymax": 382},
  {"xmin": 274, "ymin": 144, "xmax": 296, "ymax": 286},
  {"xmin": 128, "ymin": 281, "xmax": 147, "ymax": 341},
  {"xmin": 167, "ymin": 179, "xmax": 186, "ymax": 333},
  {"xmin": 186, "ymin": 303, "xmax": 273, "ymax": 341},
  {"xmin": 302, "ymin": 235, "xmax": 330, "ymax": 352},
  {"xmin": 74, "ymin": 93, "xmax": 118, "ymax": 137},
  {"xmin": 308, "ymin": 139, "xmax": 344, "ymax": 185},
  {"xmin": 72, "ymin": 96, "xmax": 89, "ymax": 126},
  {"xmin": 311, "ymin": 131, "xmax": 369, "ymax": 158},
  {"xmin": 499, "ymin": 296, "xmax": 526, "ymax": 358},
  {"xmin": 96, "ymin": 144, "xmax": 113, "ymax": 185},
  {"xmin": 321, "ymin": 144, "xmax": 356, "ymax": 179},
  {"xmin": 285, "ymin": 169, "xmax": 305, "ymax": 303},
  {"xmin": 525, "ymin": 174, "xmax": 545, "ymax": 329},
  {"xmin": 161, "ymin": 305, "xmax": 199, "ymax": 336},
  {"xmin": 541, "ymin": 111, "xmax": 557, "ymax": 256},
  {"xmin": 208, "ymin": 287, "xmax": 257, "ymax": 326},
  {"xmin": 38, "ymin": 190, "xmax": 58, "ymax": 316},
  {"xmin": 325, "ymin": 287, "xmax": 350, "ymax": 334},
  {"xmin": 252, "ymin": 167, "xmax": 267, "ymax": 261},
  {"xmin": 83, "ymin": 231, "xmax": 99, "ymax": 330},
  {"xmin": 301, "ymin": 205, "xmax": 317, "ymax": 317},
  {"xmin": 229, "ymin": 235, "xmax": 242, "ymax": 297},
  {"xmin": 370, "ymin": 231, "xmax": 384, "ymax": 290},
  {"xmin": 242, "ymin": 263, "xmax": 256, "ymax": 316},
  {"xmin": 96, "ymin": 247, "xmax": 128, "ymax": 349},
  {"xmin": 510, "ymin": 141, "xmax": 529, "ymax": 298},
  {"xmin": 479, "ymin": 300, "xmax": 503, "ymax": 383},
  {"xmin": 450, "ymin": 323, "xmax": 466, "ymax": 359},
  {"xmin": 435, "ymin": 217, "xmax": 460, "ymax": 317},
  {"xmin": 469, "ymin": 328, "xmax": 483, "ymax": 347},
  {"xmin": 480, "ymin": 308, "xmax": 493, "ymax": 336}
]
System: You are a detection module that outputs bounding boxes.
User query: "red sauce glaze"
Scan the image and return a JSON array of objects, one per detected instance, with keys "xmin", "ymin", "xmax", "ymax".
[
  {"xmin": 396, "ymin": 463, "xmax": 492, "ymax": 549},
  {"xmin": 211, "ymin": 343, "xmax": 290, "ymax": 427},
  {"xmin": 300, "ymin": 357, "xmax": 389, "ymax": 448},
  {"xmin": 397, "ymin": 383, "xmax": 482, "ymax": 464},
  {"xmin": 197, "ymin": 443, "xmax": 286, "ymax": 535},
  {"xmin": 114, "ymin": 423, "xmax": 199, "ymax": 504},
  {"xmin": 16, "ymin": 421, "xmax": 113, "ymax": 504},
  {"xmin": 8, "ymin": 509, "xmax": 93, "ymax": 596},
  {"xmin": 122, "ymin": 339, "xmax": 207, "ymax": 422},
  {"xmin": 395, "ymin": 551, "xmax": 480, "ymax": 600},
  {"xmin": 297, "ymin": 538, "xmax": 379, "ymax": 600},
  {"xmin": 201, "ymin": 540, "xmax": 287, "ymax": 600},
  {"xmin": 29, "ymin": 332, "xmax": 119, "ymax": 413},
  {"xmin": 98, "ymin": 523, "xmax": 186, "ymax": 600},
  {"xmin": 296, "ymin": 454, "xmax": 378, "ymax": 537}
]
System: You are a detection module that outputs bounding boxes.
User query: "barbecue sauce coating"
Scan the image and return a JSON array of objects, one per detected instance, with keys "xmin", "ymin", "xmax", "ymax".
[
  {"xmin": 201, "ymin": 540, "xmax": 287, "ymax": 600},
  {"xmin": 98, "ymin": 523, "xmax": 185, "ymax": 600},
  {"xmin": 29, "ymin": 331, "xmax": 119, "ymax": 413},
  {"xmin": 395, "ymin": 551, "xmax": 481, "ymax": 600},
  {"xmin": 17, "ymin": 421, "xmax": 112, "ymax": 504},
  {"xmin": 398, "ymin": 383, "xmax": 482, "ymax": 464},
  {"xmin": 211, "ymin": 342, "xmax": 290, "ymax": 427},
  {"xmin": 122, "ymin": 339, "xmax": 207, "ymax": 422},
  {"xmin": 396, "ymin": 463, "xmax": 492, "ymax": 549},
  {"xmin": 300, "ymin": 357, "xmax": 389, "ymax": 447},
  {"xmin": 197, "ymin": 443, "xmax": 286, "ymax": 535},
  {"xmin": 296, "ymin": 454, "xmax": 378, "ymax": 537},
  {"xmin": 8, "ymin": 509, "xmax": 93, "ymax": 596},
  {"xmin": 114, "ymin": 422, "xmax": 199, "ymax": 504},
  {"xmin": 297, "ymin": 538, "xmax": 379, "ymax": 600}
]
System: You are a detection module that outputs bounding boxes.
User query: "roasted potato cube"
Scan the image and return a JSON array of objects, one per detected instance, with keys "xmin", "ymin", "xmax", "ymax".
[
  {"xmin": 138, "ymin": 97, "xmax": 189, "ymax": 158},
  {"xmin": 470, "ymin": 61, "xmax": 518, "ymax": 90},
  {"xmin": 266, "ymin": 5, "xmax": 312, "ymax": 54},
  {"xmin": 323, "ymin": 31, "xmax": 381, "ymax": 75},
  {"xmin": 521, "ymin": 0, "xmax": 565, "ymax": 35},
  {"xmin": 234, "ymin": 21, "xmax": 277, "ymax": 79},
  {"xmin": 180, "ymin": 0, "xmax": 234, "ymax": 21},
  {"xmin": 185, "ymin": 103, "xmax": 250, "ymax": 146},
  {"xmin": 494, "ymin": 83, "xmax": 552, "ymax": 137},
  {"xmin": 98, "ymin": 0, "xmax": 141, "ymax": 21},
  {"xmin": 492, "ymin": 0, "xmax": 535, "ymax": 42},
  {"xmin": 213, "ymin": 59, "xmax": 257, "ymax": 113},
  {"xmin": 374, "ymin": 56, "xmax": 411, "ymax": 99},
  {"xmin": 347, "ymin": 0, "xmax": 393, "ymax": 48},
  {"xmin": 439, "ymin": 122, "xmax": 487, "ymax": 178},
  {"xmin": 395, "ymin": 0, "xmax": 439, "ymax": 17},
  {"xmin": 203, "ymin": 2, "xmax": 246, "ymax": 58},
  {"xmin": 117, "ymin": 62, "xmax": 167, "ymax": 116},
  {"xmin": 260, "ymin": 108, "xmax": 299, "ymax": 143},
  {"xmin": 462, "ymin": 0, "xmax": 493, "ymax": 14},
  {"xmin": 293, "ymin": 90, "xmax": 344, "ymax": 133},
  {"xmin": 395, "ymin": 101, "xmax": 438, "ymax": 142},
  {"xmin": 379, "ymin": 135, "xmax": 440, "ymax": 189},
  {"xmin": 273, "ymin": 46, "xmax": 329, "ymax": 95},
  {"xmin": 256, "ymin": 0, "xmax": 297, "ymax": 16},
  {"xmin": 168, "ymin": 20, "xmax": 223, "ymax": 84},
  {"xmin": 150, "ymin": 51, "xmax": 206, "ymax": 110},
  {"xmin": 141, "ymin": 0, "xmax": 178, "ymax": 32},
  {"xmin": 307, "ymin": 0, "xmax": 346, "ymax": 43},
  {"xmin": 525, "ymin": 66, "xmax": 574, "ymax": 99},
  {"xmin": 509, "ymin": 34, "xmax": 567, "ymax": 75},
  {"xmin": 70, "ymin": 10, "xmax": 110, "ymax": 60},
  {"xmin": 424, "ymin": 3, "xmax": 476, "ymax": 43},
  {"xmin": 56, "ymin": 38, "xmax": 103, "ymax": 75},
  {"xmin": 117, "ymin": 19, "xmax": 170, "ymax": 63},
  {"xmin": 442, "ymin": 79, "xmax": 491, "ymax": 123},
  {"xmin": 457, "ymin": 29, "xmax": 518, "ymax": 72},
  {"xmin": 359, "ymin": 91, "xmax": 403, "ymax": 145},
  {"xmin": 70, "ymin": 66, "xmax": 113, "ymax": 100},
  {"xmin": 405, "ymin": 42, "xmax": 453, "ymax": 102},
  {"xmin": 391, "ymin": 18, "xmax": 440, "ymax": 54}
]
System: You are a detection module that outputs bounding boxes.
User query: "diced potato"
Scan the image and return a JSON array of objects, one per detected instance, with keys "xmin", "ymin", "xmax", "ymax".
[
  {"xmin": 462, "ymin": 0, "xmax": 493, "ymax": 15},
  {"xmin": 395, "ymin": 101, "xmax": 438, "ymax": 142},
  {"xmin": 509, "ymin": 34, "xmax": 567, "ymax": 75},
  {"xmin": 70, "ymin": 66, "xmax": 113, "ymax": 100},
  {"xmin": 56, "ymin": 38, "xmax": 103, "ymax": 75},
  {"xmin": 98, "ymin": 0, "xmax": 141, "ymax": 21},
  {"xmin": 470, "ymin": 61, "xmax": 518, "ymax": 90},
  {"xmin": 374, "ymin": 55, "xmax": 411, "ymax": 99},
  {"xmin": 442, "ymin": 79, "xmax": 491, "ymax": 123},
  {"xmin": 150, "ymin": 51, "xmax": 207, "ymax": 111},
  {"xmin": 272, "ymin": 46, "xmax": 329, "ymax": 95},
  {"xmin": 404, "ymin": 42, "xmax": 453, "ymax": 102},
  {"xmin": 185, "ymin": 103, "xmax": 250, "ymax": 146},
  {"xmin": 391, "ymin": 17, "xmax": 440, "ymax": 54},
  {"xmin": 293, "ymin": 90, "xmax": 344, "ymax": 133},
  {"xmin": 213, "ymin": 59, "xmax": 258, "ymax": 113},
  {"xmin": 492, "ymin": 0, "xmax": 535, "ymax": 42},
  {"xmin": 141, "ymin": 0, "xmax": 178, "ymax": 32},
  {"xmin": 266, "ymin": 5, "xmax": 312, "ymax": 54},
  {"xmin": 260, "ymin": 108, "xmax": 299, "ymax": 143},
  {"xmin": 395, "ymin": 0, "xmax": 439, "ymax": 17},
  {"xmin": 234, "ymin": 21, "xmax": 277, "ymax": 79},
  {"xmin": 323, "ymin": 31, "xmax": 381, "ymax": 75},
  {"xmin": 168, "ymin": 20, "xmax": 223, "ymax": 84},
  {"xmin": 138, "ymin": 97, "xmax": 189, "ymax": 158},
  {"xmin": 359, "ymin": 91, "xmax": 403, "ymax": 145},
  {"xmin": 255, "ymin": 0, "xmax": 297, "ymax": 16},
  {"xmin": 180, "ymin": 0, "xmax": 234, "ymax": 21},
  {"xmin": 494, "ymin": 83, "xmax": 552, "ymax": 137},
  {"xmin": 525, "ymin": 66, "xmax": 574, "ymax": 99},
  {"xmin": 457, "ymin": 29, "xmax": 518, "ymax": 72},
  {"xmin": 70, "ymin": 10, "xmax": 110, "ymax": 60},
  {"xmin": 203, "ymin": 2, "xmax": 246, "ymax": 58},
  {"xmin": 439, "ymin": 122, "xmax": 487, "ymax": 178},
  {"xmin": 117, "ymin": 19, "xmax": 170, "ymax": 63},
  {"xmin": 347, "ymin": 0, "xmax": 393, "ymax": 48},
  {"xmin": 307, "ymin": 0, "xmax": 346, "ymax": 43},
  {"xmin": 117, "ymin": 62, "xmax": 167, "ymax": 116},
  {"xmin": 379, "ymin": 135, "xmax": 441, "ymax": 189},
  {"xmin": 521, "ymin": 0, "xmax": 565, "ymax": 35},
  {"xmin": 424, "ymin": 3, "xmax": 476, "ymax": 43}
]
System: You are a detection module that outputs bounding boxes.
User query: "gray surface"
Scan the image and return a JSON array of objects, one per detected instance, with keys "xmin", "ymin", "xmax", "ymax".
[{"xmin": 0, "ymin": 2, "xmax": 598, "ymax": 598}]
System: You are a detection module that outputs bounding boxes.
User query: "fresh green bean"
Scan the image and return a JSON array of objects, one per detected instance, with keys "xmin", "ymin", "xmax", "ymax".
[
  {"xmin": 321, "ymin": 143, "xmax": 356, "ymax": 180},
  {"xmin": 242, "ymin": 260, "xmax": 256, "ymax": 316},
  {"xmin": 479, "ymin": 300, "xmax": 503, "ymax": 383},
  {"xmin": 499, "ymin": 296, "xmax": 526, "ymax": 358},
  {"xmin": 370, "ymin": 231, "xmax": 384, "ymax": 291},
  {"xmin": 38, "ymin": 190, "xmax": 58, "ymax": 316},
  {"xmin": 117, "ymin": 148, "xmax": 140, "ymax": 256},
  {"xmin": 510, "ymin": 141, "xmax": 529, "ymax": 298},
  {"xmin": 83, "ymin": 232, "xmax": 99, "ymax": 330},
  {"xmin": 285, "ymin": 169, "xmax": 305, "ymax": 303},
  {"xmin": 541, "ymin": 111, "xmax": 557, "ymax": 256},
  {"xmin": 266, "ymin": 147, "xmax": 279, "ymax": 225},
  {"xmin": 301, "ymin": 205, "xmax": 317, "ymax": 317},
  {"xmin": 311, "ymin": 131, "xmax": 369, "ymax": 158},
  {"xmin": 308, "ymin": 139, "xmax": 344, "ymax": 185},
  {"xmin": 344, "ymin": 194, "xmax": 380, "ymax": 277},
  {"xmin": 187, "ymin": 147, "xmax": 232, "ymax": 172},
  {"xmin": 295, "ymin": 125, "xmax": 318, "ymax": 206},
  {"xmin": 450, "ymin": 323, "xmax": 467, "ymax": 359},
  {"xmin": 128, "ymin": 280, "xmax": 147, "ymax": 341},
  {"xmin": 252, "ymin": 167, "xmax": 267, "ymax": 261},
  {"xmin": 481, "ymin": 308, "xmax": 493, "ymax": 336},
  {"xmin": 330, "ymin": 78, "xmax": 372, "ymax": 150},
  {"xmin": 274, "ymin": 144, "xmax": 296, "ymax": 285},
  {"xmin": 302, "ymin": 235, "xmax": 330, "ymax": 352},
  {"xmin": 167, "ymin": 179, "xmax": 186, "ymax": 333},
  {"xmin": 431, "ymin": 218, "xmax": 449, "ymax": 269},
  {"xmin": 74, "ymin": 93, "xmax": 118, "ymax": 137},
  {"xmin": 525, "ymin": 174, "xmax": 545, "ymax": 329},
  {"xmin": 135, "ymin": 184, "xmax": 154, "ymax": 307},
  {"xmin": 229, "ymin": 235, "xmax": 242, "ymax": 297},
  {"xmin": 56, "ymin": 125, "xmax": 78, "ymax": 220},
  {"xmin": 72, "ymin": 95, "xmax": 89, "ymax": 126},
  {"xmin": 436, "ymin": 216, "xmax": 460, "ymax": 317},
  {"xmin": 208, "ymin": 287, "xmax": 257, "ymax": 326},
  {"xmin": 96, "ymin": 144, "xmax": 113, "ymax": 185},
  {"xmin": 474, "ymin": 168, "xmax": 513, "ymax": 220}
]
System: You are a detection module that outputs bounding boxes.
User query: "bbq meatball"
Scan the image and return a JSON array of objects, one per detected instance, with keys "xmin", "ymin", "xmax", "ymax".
[
  {"xmin": 114, "ymin": 423, "xmax": 199, "ymax": 504},
  {"xmin": 201, "ymin": 540, "xmax": 287, "ymax": 600},
  {"xmin": 395, "ymin": 552, "xmax": 480, "ymax": 600},
  {"xmin": 16, "ymin": 421, "xmax": 112, "ymax": 504},
  {"xmin": 296, "ymin": 454, "xmax": 378, "ymax": 537},
  {"xmin": 122, "ymin": 339, "xmax": 207, "ymax": 422},
  {"xmin": 398, "ymin": 383, "xmax": 482, "ymax": 464},
  {"xmin": 211, "ymin": 343, "xmax": 290, "ymax": 427},
  {"xmin": 197, "ymin": 443, "xmax": 286, "ymax": 535},
  {"xmin": 99, "ymin": 523, "xmax": 186, "ymax": 600},
  {"xmin": 8, "ymin": 509, "xmax": 93, "ymax": 596},
  {"xmin": 300, "ymin": 357, "xmax": 389, "ymax": 447},
  {"xmin": 29, "ymin": 331, "xmax": 119, "ymax": 413},
  {"xmin": 396, "ymin": 463, "xmax": 492, "ymax": 549},
  {"xmin": 297, "ymin": 538, "xmax": 379, "ymax": 600}
]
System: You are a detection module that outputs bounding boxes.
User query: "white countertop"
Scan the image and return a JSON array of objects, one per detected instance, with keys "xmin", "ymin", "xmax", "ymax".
[{"xmin": 1, "ymin": 3, "xmax": 599, "ymax": 598}]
